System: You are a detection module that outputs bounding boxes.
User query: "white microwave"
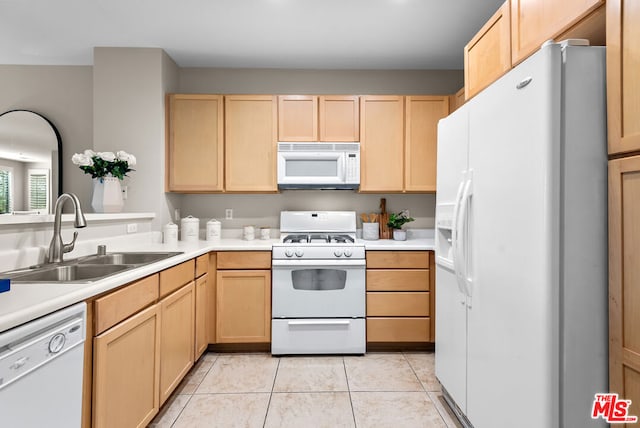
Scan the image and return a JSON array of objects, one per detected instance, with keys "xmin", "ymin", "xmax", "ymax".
[{"xmin": 277, "ymin": 142, "xmax": 360, "ymax": 190}]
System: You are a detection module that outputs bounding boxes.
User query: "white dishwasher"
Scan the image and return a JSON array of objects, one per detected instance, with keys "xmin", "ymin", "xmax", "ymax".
[{"xmin": 0, "ymin": 302, "xmax": 86, "ymax": 428}]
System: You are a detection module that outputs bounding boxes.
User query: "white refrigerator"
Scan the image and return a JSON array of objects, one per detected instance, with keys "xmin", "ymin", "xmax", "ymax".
[{"xmin": 434, "ymin": 41, "xmax": 608, "ymax": 428}]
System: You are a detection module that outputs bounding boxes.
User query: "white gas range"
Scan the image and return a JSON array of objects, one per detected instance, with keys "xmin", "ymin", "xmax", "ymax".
[{"xmin": 271, "ymin": 211, "xmax": 366, "ymax": 355}]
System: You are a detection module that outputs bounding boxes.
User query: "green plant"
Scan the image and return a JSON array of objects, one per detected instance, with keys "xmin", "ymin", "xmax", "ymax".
[
  {"xmin": 72, "ymin": 150, "xmax": 136, "ymax": 180},
  {"xmin": 387, "ymin": 210, "xmax": 415, "ymax": 229}
]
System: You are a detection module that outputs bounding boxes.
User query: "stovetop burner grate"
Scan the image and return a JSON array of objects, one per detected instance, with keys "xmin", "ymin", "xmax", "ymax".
[{"xmin": 282, "ymin": 233, "xmax": 356, "ymax": 244}]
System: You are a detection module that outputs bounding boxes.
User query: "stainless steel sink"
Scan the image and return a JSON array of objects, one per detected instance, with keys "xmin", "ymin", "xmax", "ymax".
[
  {"xmin": 2, "ymin": 251, "xmax": 183, "ymax": 283},
  {"xmin": 76, "ymin": 252, "xmax": 183, "ymax": 266},
  {"xmin": 7, "ymin": 264, "xmax": 131, "ymax": 283}
]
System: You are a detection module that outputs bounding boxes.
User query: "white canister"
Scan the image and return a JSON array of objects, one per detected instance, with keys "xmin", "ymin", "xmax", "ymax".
[
  {"xmin": 243, "ymin": 225, "xmax": 255, "ymax": 241},
  {"xmin": 362, "ymin": 222, "xmax": 380, "ymax": 240},
  {"xmin": 206, "ymin": 219, "xmax": 222, "ymax": 241},
  {"xmin": 260, "ymin": 227, "xmax": 271, "ymax": 240},
  {"xmin": 180, "ymin": 215, "xmax": 200, "ymax": 242},
  {"xmin": 163, "ymin": 222, "xmax": 178, "ymax": 245}
]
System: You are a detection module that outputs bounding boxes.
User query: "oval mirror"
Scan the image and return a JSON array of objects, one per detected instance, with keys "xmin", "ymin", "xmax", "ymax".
[{"xmin": 0, "ymin": 110, "xmax": 62, "ymax": 215}]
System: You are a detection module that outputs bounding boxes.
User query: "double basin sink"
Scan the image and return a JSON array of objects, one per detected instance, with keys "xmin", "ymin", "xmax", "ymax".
[{"xmin": 3, "ymin": 252, "xmax": 183, "ymax": 284}]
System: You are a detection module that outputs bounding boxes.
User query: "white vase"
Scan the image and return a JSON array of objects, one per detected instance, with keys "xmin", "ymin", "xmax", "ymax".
[
  {"xmin": 91, "ymin": 176, "xmax": 123, "ymax": 213},
  {"xmin": 393, "ymin": 229, "xmax": 407, "ymax": 241}
]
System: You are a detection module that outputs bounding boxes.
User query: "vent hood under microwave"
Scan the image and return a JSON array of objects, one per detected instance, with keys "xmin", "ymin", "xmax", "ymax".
[{"xmin": 277, "ymin": 142, "xmax": 360, "ymax": 190}]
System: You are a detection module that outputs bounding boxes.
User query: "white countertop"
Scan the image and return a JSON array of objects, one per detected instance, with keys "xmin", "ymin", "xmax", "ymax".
[{"xmin": 0, "ymin": 236, "xmax": 434, "ymax": 333}]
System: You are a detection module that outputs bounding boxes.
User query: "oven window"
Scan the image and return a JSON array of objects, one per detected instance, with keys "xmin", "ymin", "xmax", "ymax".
[
  {"xmin": 285, "ymin": 160, "xmax": 338, "ymax": 177},
  {"xmin": 291, "ymin": 269, "xmax": 347, "ymax": 290}
]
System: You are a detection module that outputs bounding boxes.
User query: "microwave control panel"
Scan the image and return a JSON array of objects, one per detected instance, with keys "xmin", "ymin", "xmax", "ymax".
[{"xmin": 345, "ymin": 153, "xmax": 360, "ymax": 183}]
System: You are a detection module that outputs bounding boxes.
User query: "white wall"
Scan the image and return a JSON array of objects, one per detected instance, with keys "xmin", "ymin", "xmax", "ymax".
[
  {"xmin": 93, "ymin": 47, "xmax": 180, "ymax": 229},
  {"xmin": 0, "ymin": 65, "xmax": 94, "ymax": 204}
]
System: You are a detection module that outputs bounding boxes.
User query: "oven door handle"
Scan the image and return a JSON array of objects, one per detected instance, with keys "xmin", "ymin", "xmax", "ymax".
[
  {"xmin": 272, "ymin": 259, "xmax": 366, "ymax": 267},
  {"xmin": 287, "ymin": 320, "xmax": 352, "ymax": 326}
]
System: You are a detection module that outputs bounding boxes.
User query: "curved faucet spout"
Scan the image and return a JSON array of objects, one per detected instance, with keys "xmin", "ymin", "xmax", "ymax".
[{"xmin": 47, "ymin": 193, "xmax": 87, "ymax": 264}]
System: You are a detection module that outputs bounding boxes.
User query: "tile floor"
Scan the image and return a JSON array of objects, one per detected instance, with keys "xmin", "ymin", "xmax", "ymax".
[{"xmin": 149, "ymin": 352, "xmax": 461, "ymax": 428}]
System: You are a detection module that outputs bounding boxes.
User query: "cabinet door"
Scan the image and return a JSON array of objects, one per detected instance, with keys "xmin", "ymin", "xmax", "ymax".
[
  {"xmin": 225, "ymin": 95, "xmax": 278, "ymax": 192},
  {"xmin": 319, "ymin": 96, "xmax": 360, "ymax": 141},
  {"xmin": 609, "ymin": 156, "xmax": 640, "ymax": 411},
  {"xmin": 278, "ymin": 95, "xmax": 318, "ymax": 141},
  {"xmin": 607, "ymin": 0, "xmax": 640, "ymax": 155},
  {"xmin": 511, "ymin": 0, "xmax": 604, "ymax": 65},
  {"xmin": 159, "ymin": 282, "xmax": 195, "ymax": 405},
  {"xmin": 449, "ymin": 88, "xmax": 465, "ymax": 113},
  {"xmin": 194, "ymin": 273, "xmax": 208, "ymax": 359},
  {"xmin": 167, "ymin": 94, "xmax": 224, "ymax": 192},
  {"xmin": 93, "ymin": 304, "xmax": 160, "ymax": 428},
  {"xmin": 404, "ymin": 96, "xmax": 449, "ymax": 192},
  {"xmin": 216, "ymin": 270, "xmax": 271, "ymax": 343},
  {"xmin": 464, "ymin": 1, "xmax": 511, "ymax": 100},
  {"xmin": 359, "ymin": 96, "xmax": 404, "ymax": 192}
]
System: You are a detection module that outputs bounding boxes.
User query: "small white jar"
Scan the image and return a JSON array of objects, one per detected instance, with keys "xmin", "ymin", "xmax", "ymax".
[
  {"xmin": 362, "ymin": 222, "xmax": 379, "ymax": 240},
  {"xmin": 243, "ymin": 225, "xmax": 255, "ymax": 241},
  {"xmin": 163, "ymin": 222, "xmax": 178, "ymax": 245},
  {"xmin": 180, "ymin": 215, "xmax": 200, "ymax": 242},
  {"xmin": 260, "ymin": 227, "xmax": 271, "ymax": 240},
  {"xmin": 206, "ymin": 219, "xmax": 221, "ymax": 241}
]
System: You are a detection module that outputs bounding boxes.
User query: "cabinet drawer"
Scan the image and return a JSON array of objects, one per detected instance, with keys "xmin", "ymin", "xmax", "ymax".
[
  {"xmin": 217, "ymin": 251, "xmax": 271, "ymax": 269},
  {"xmin": 367, "ymin": 317, "xmax": 431, "ymax": 342},
  {"xmin": 366, "ymin": 269, "xmax": 429, "ymax": 291},
  {"xmin": 195, "ymin": 254, "xmax": 208, "ymax": 278},
  {"xmin": 94, "ymin": 274, "xmax": 159, "ymax": 335},
  {"xmin": 366, "ymin": 251, "xmax": 429, "ymax": 269},
  {"xmin": 367, "ymin": 292, "xmax": 430, "ymax": 317},
  {"xmin": 160, "ymin": 260, "xmax": 196, "ymax": 297}
]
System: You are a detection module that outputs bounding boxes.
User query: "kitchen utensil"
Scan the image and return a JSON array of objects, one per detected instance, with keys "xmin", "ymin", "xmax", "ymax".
[
  {"xmin": 360, "ymin": 213, "xmax": 369, "ymax": 223},
  {"xmin": 379, "ymin": 198, "xmax": 391, "ymax": 239}
]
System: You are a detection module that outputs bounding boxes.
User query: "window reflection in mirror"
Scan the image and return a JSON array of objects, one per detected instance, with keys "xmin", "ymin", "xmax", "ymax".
[{"xmin": 0, "ymin": 110, "xmax": 61, "ymax": 215}]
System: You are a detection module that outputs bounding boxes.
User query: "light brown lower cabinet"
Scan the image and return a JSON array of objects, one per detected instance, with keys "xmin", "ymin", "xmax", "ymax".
[
  {"xmin": 159, "ymin": 282, "xmax": 195, "ymax": 405},
  {"xmin": 93, "ymin": 304, "xmax": 161, "ymax": 428},
  {"xmin": 609, "ymin": 155, "xmax": 640, "ymax": 412},
  {"xmin": 216, "ymin": 270, "xmax": 271, "ymax": 343},
  {"xmin": 194, "ymin": 273, "xmax": 209, "ymax": 359},
  {"xmin": 366, "ymin": 251, "xmax": 433, "ymax": 344}
]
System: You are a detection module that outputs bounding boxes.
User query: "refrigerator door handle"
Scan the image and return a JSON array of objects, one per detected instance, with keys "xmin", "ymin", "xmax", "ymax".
[
  {"xmin": 452, "ymin": 173, "xmax": 467, "ymax": 295},
  {"xmin": 462, "ymin": 171, "xmax": 474, "ymax": 302},
  {"xmin": 455, "ymin": 173, "xmax": 471, "ymax": 296}
]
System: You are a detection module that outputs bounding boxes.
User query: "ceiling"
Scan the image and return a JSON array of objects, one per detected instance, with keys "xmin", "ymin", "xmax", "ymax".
[{"xmin": 0, "ymin": 0, "xmax": 505, "ymax": 70}]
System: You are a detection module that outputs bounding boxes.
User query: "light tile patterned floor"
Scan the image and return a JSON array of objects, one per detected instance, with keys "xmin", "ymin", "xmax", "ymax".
[{"xmin": 149, "ymin": 352, "xmax": 461, "ymax": 428}]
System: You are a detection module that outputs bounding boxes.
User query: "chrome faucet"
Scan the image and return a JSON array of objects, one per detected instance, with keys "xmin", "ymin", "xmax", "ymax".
[{"xmin": 47, "ymin": 193, "xmax": 87, "ymax": 263}]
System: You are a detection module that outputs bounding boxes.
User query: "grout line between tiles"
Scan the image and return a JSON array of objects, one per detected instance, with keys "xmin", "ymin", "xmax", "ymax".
[
  {"xmin": 168, "ymin": 394, "xmax": 194, "ymax": 428},
  {"xmin": 343, "ymin": 357, "xmax": 358, "ymax": 428},
  {"xmin": 402, "ymin": 351, "xmax": 428, "ymax": 393},
  {"xmin": 262, "ymin": 356, "xmax": 280, "ymax": 428}
]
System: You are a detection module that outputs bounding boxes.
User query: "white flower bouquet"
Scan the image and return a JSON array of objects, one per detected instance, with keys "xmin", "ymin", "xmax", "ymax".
[{"xmin": 72, "ymin": 150, "xmax": 136, "ymax": 180}]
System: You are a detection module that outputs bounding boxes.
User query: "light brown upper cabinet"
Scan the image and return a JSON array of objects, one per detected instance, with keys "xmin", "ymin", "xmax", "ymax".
[
  {"xmin": 607, "ymin": 0, "xmax": 640, "ymax": 155},
  {"xmin": 510, "ymin": 0, "xmax": 605, "ymax": 65},
  {"xmin": 278, "ymin": 95, "xmax": 360, "ymax": 142},
  {"xmin": 464, "ymin": 1, "xmax": 511, "ymax": 100},
  {"xmin": 166, "ymin": 94, "xmax": 224, "ymax": 192},
  {"xmin": 405, "ymin": 96, "xmax": 449, "ymax": 192},
  {"xmin": 278, "ymin": 95, "xmax": 318, "ymax": 141},
  {"xmin": 319, "ymin": 96, "xmax": 360, "ymax": 141},
  {"xmin": 359, "ymin": 96, "xmax": 405, "ymax": 192},
  {"xmin": 225, "ymin": 95, "xmax": 278, "ymax": 192}
]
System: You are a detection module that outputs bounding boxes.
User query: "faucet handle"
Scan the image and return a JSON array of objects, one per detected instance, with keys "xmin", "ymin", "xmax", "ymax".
[{"xmin": 63, "ymin": 231, "xmax": 79, "ymax": 254}]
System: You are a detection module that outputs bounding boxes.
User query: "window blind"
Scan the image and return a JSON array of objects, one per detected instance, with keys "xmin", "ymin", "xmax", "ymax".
[
  {"xmin": 0, "ymin": 169, "xmax": 10, "ymax": 214},
  {"xmin": 29, "ymin": 173, "xmax": 48, "ymax": 210}
]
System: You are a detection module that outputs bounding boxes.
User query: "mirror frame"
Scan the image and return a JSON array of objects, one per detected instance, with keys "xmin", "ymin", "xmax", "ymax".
[{"xmin": 0, "ymin": 109, "xmax": 63, "ymax": 207}]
